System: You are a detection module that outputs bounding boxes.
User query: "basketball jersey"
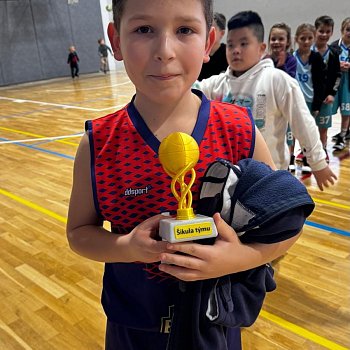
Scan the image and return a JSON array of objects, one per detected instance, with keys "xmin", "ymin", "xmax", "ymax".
[
  {"xmin": 294, "ymin": 51, "xmax": 313, "ymax": 102},
  {"xmin": 339, "ymin": 41, "xmax": 350, "ymax": 63},
  {"xmin": 86, "ymin": 90, "xmax": 255, "ymax": 332}
]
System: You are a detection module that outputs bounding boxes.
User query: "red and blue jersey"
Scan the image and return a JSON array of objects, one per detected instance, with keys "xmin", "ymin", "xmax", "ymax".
[{"xmin": 85, "ymin": 90, "xmax": 255, "ymax": 332}]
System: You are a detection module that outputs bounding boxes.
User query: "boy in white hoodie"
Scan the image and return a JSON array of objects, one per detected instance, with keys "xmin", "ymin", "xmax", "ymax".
[{"xmin": 194, "ymin": 11, "xmax": 336, "ymax": 191}]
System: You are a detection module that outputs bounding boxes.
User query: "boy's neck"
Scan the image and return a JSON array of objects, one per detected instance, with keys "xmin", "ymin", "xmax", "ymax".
[
  {"xmin": 315, "ymin": 42, "xmax": 328, "ymax": 53},
  {"xmin": 133, "ymin": 91, "xmax": 201, "ymax": 141}
]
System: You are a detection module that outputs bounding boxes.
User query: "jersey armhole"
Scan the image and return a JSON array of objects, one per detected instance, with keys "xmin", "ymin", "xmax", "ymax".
[{"xmin": 85, "ymin": 120, "xmax": 103, "ymax": 219}]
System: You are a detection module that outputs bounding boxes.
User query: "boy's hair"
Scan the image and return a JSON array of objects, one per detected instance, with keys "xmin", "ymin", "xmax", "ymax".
[
  {"xmin": 295, "ymin": 23, "xmax": 316, "ymax": 37},
  {"xmin": 314, "ymin": 15, "xmax": 334, "ymax": 30},
  {"xmin": 213, "ymin": 12, "xmax": 226, "ymax": 31},
  {"xmin": 227, "ymin": 11, "xmax": 264, "ymax": 42},
  {"xmin": 112, "ymin": 0, "xmax": 213, "ymax": 33},
  {"xmin": 341, "ymin": 17, "xmax": 350, "ymax": 32},
  {"xmin": 268, "ymin": 23, "xmax": 292, "ymax": 50}
]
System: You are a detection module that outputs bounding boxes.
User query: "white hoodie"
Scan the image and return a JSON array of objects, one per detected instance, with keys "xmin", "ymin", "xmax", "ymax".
[{"xmin": 194, "ymin": 58, "xmax": 327, "ymax": 171}]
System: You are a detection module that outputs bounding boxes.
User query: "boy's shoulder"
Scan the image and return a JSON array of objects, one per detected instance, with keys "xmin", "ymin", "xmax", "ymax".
[{"xmin": 89, "ymin": 105, "xmax": 129, "ymax": 125}]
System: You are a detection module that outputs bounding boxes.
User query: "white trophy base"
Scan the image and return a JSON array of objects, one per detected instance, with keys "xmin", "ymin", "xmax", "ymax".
[{"xmin": 159, "ymin": 214, "xmax": 218, "ymax": 243}]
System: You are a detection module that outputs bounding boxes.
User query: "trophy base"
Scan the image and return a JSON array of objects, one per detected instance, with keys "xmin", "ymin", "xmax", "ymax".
[{"xmin": 159, "ymin": 215, "xmax": 218, "ymax": 243}]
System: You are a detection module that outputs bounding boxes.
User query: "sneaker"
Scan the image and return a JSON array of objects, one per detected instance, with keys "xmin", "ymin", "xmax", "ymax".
[
  {"xmin": 288, "ymin": 155, "xmax": 295, "ymax": 172},
  {"xmin": 295, "ymin": 151, "xmax": 304, "ymax": 162},
  {"xmin": 332, "ymin": 129, "xmax": 350, "ymax": 141},
  {"xmin": 324, "ymin": 148, "xmax": 329, "ymax": 164},
  {"xmin": 333, "ymin": 135, "xmax": 345, "ymax": 151},
  {"xmin": 301, "ymin": 156, "xmax": 312, "ymax": 173}
]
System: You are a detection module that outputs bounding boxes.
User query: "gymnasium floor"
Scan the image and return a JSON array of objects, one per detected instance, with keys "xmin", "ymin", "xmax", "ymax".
[{"xmin": 0, "ymin": 71, "xmax": 349, "ymax": 350}]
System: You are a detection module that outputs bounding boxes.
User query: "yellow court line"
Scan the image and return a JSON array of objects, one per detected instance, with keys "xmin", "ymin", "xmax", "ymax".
[
  {"xmin": 0, "ymin": 188, "xmax": 67, "ymax": 224},
  {"xmin": 0, "ymin": 126, "xmax": 79, "ymax": 146},
  {"xmin": 313, "ymin": 197, "xmax": 350, "ymax": 210},
  {"xmin": 0, "ymin": 187, "xmax": 348, "ymax": 350},
  {"xmin": 260, "ymin": 310, "xmax": 348, "ymax": 350}
]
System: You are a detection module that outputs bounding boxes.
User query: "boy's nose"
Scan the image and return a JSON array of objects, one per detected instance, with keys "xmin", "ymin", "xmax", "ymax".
[{"xmin": 154, "ymin": 34, "xmax": 175, "ymax": 62}]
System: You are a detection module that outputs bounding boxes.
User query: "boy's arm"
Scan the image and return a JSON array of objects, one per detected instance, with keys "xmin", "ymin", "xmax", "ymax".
[
  {"xmin": 66, "ymin": 133, "xmax": 168, "ymax": 263},
  {"xmin": 192, "ymin": 74, "xmax": 223, "ymax": 100},
  {"xmin": 279, "ymin": 78, "xmax": 337, "ymax": 190},
  {"xmin": 310, "ymin": 52, "xmax": 326, "ymax": 112}
]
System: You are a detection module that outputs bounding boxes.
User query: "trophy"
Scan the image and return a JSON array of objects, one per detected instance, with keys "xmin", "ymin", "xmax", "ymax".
[{"xmin": 158, "ymin": 132, "xmax": 218, "ymax": 243}]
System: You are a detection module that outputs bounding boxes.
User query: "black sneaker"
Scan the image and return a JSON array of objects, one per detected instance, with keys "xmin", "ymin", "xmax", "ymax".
[
  {"xmin": 332, "ymin": 129, "xmax": 350, "ymax": 141},
  {"xmin": 301, "ymin": 156, "xmax": 312, "ymax": 173},
  {"xmin": 333, "ymin": 135, "xmax": 345, "ymax": 151}
]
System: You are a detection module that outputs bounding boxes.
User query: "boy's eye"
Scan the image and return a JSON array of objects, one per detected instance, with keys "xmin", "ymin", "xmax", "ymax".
[
  {"xmin": 136, "ymin": 26, "xmax": 152, "ymax": 34},
  {"xmin": 177, "ymin": 27, "xmax": 193, "ymax": 35}
]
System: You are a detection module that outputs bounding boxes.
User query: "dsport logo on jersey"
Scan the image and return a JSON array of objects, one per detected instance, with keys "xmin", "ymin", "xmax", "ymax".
[{"xmin": 124, "ymin": 185, "xmax": 152, "ymax": 197}]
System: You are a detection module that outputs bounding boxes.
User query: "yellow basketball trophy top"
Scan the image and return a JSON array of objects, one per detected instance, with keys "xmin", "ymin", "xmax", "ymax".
[
  {"xmin": 158, "ymin": 132, "xmax": 218, "ymax": 242},
  {"xmin": 159, "ymin": 132, "xmax": 199, "ymax": 220}
]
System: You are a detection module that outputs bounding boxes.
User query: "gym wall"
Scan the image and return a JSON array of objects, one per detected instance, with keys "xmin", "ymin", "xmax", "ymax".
[{"xmin": 0, "ymin": 0, "xmax": 104, "ymax": 86}]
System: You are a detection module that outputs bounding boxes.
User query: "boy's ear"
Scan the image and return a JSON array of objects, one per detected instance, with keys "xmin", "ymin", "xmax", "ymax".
[
  {"xmin": 107, "ymin": 22, "xmax": 123, "ymax": 61},
  {"xmin": 260, "ymin": 42, "xmax": 267, "ymax": 56},
  {"xmin": 203, "ymin": 26, "xmax": 216, "ymax": 63}
]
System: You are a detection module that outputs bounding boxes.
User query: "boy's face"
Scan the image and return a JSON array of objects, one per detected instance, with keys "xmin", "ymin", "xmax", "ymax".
[
  {"xmin": 226, "ymin": 27, "xmax": 266, "ymax": 76},
  {"xmin": 108, "ymin": 0, "xmax": 214, "ymax": 103},
  {"xmin": 315, "ymin": 24, "xmax": 333, "ymax": 46}
]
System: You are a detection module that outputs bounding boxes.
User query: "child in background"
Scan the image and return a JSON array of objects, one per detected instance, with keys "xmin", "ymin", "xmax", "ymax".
[
  {"xmin": 194, "ymin": 11, "xmax": 336, "ymax": 190},
  {"xmin": 98, "ymin": 38, "xmax": 113, "ymax": 74},
  {"xmin": 66, "ymin": 2, "xmax": 303, "ymax": 349},
  {"xmin": 330, "ymin": 17, "xmax": 350, "ymax": 150},
  {"xmin": 268, "ymin": 23, "xmax": 297, "ymax": 171},
  {"xmin": 293, "ymin": 23, "xmax": 327, "ymax": 170},
  {"xmin": 67, "ymin": 46, "xmax": 79, "ymax": 79},
  {"xmin": 268, "ymin": 23, "xmax": 297, "ymax": 78},
  {"xmin": 313, "ymin": 16, "xmax": 341, "ymax": 158},
  {"xmin": 198, "ymin": 12, "xmax": 228, "ymax": 80}
]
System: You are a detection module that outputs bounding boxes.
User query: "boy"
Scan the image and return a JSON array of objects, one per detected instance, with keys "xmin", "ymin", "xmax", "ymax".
[
  {"xmin": 198, "ymin": 12, "xmax": 228, "ymax": 80},
  {"xmin": 67, "ymin": 2, "xmax": 302, "ymax": 349},
  {"xmin": 313, "ymin": 16, "xmax": 341, "ymax": 157},
  {"xmin": 98, "ymin": 38, "xmax": 113, "ymax": 74},
  {"xmin": 194, "ymin": 11, "xmax": 336, "ymax": 190},
  {"xmin": 67, "ymin": 45, "xmax": 79, "ymax": 78}
]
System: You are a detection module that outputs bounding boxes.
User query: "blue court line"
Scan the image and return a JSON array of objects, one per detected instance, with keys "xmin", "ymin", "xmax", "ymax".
[
  {"xmin": 305, "ymin": 221, "xmax": 350, "ymax": 237},
  {"xmin": 2, "ymin": 135, "xmax": 349, "ymax": 237},
  {"xmin": 0, "ymin": 137, "xmax": 74, "ymax": 160}
]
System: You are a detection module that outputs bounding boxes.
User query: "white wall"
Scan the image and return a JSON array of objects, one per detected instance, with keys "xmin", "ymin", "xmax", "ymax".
[
  {"xmin": 99, "ymin": 0, "xmax": 124, "ymax": 70},
  {"xmin": 214, "ymin": 0, "xmax": 348, "ymax": 46}
]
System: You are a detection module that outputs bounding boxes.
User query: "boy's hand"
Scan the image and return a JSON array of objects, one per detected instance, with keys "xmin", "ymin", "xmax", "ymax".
[
  {"xmin": 312, "ymin": 110, "xmax": 320, "ymax": 118},
  {"xmin": 312, "ymin": 166, "xmax": 337, "ymax": 191},
  {"xmin": 340, "ymin": 61, "xmax": 350, "ymax": 71},
  {"xmin": 323, "ymin": 95, "xmax": 334, "ymax": 104},
  {"xmin": 126, "ymin": 214, "xmax": 170, "ymax": 263},
  {"xmin": 158, "ymin": 213, "xmax": 244, "ymax": 281}
]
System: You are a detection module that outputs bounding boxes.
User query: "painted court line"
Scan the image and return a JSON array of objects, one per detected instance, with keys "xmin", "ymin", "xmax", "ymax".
[
  {"xmin": 0, "ymin": 133, "xmax": 83, "ymax": 145},
  {"xmin": 0, "ymin": 96, "xmax": 124, "ymax": 112},
  {"xmin": 0, "ymin": 137, "xmax": 74, "ymax": 160},
  {"xmin": 0, "ymin": 187, "xmax": 348, "ymax": 349},
  {"xmin": 45, "ymin": 80, "xmax": 132, "ymax": 92}
]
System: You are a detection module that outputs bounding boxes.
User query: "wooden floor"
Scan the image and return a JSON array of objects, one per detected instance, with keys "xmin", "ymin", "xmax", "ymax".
[{"xmin": 0, "ymin": 71, "xmax": 349, "ymax": 350}]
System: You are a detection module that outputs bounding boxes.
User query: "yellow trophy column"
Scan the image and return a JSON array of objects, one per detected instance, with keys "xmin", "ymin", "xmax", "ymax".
[{"xmin": 158, "ymin": 132, "xmax": 218, "ymax": 243}]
